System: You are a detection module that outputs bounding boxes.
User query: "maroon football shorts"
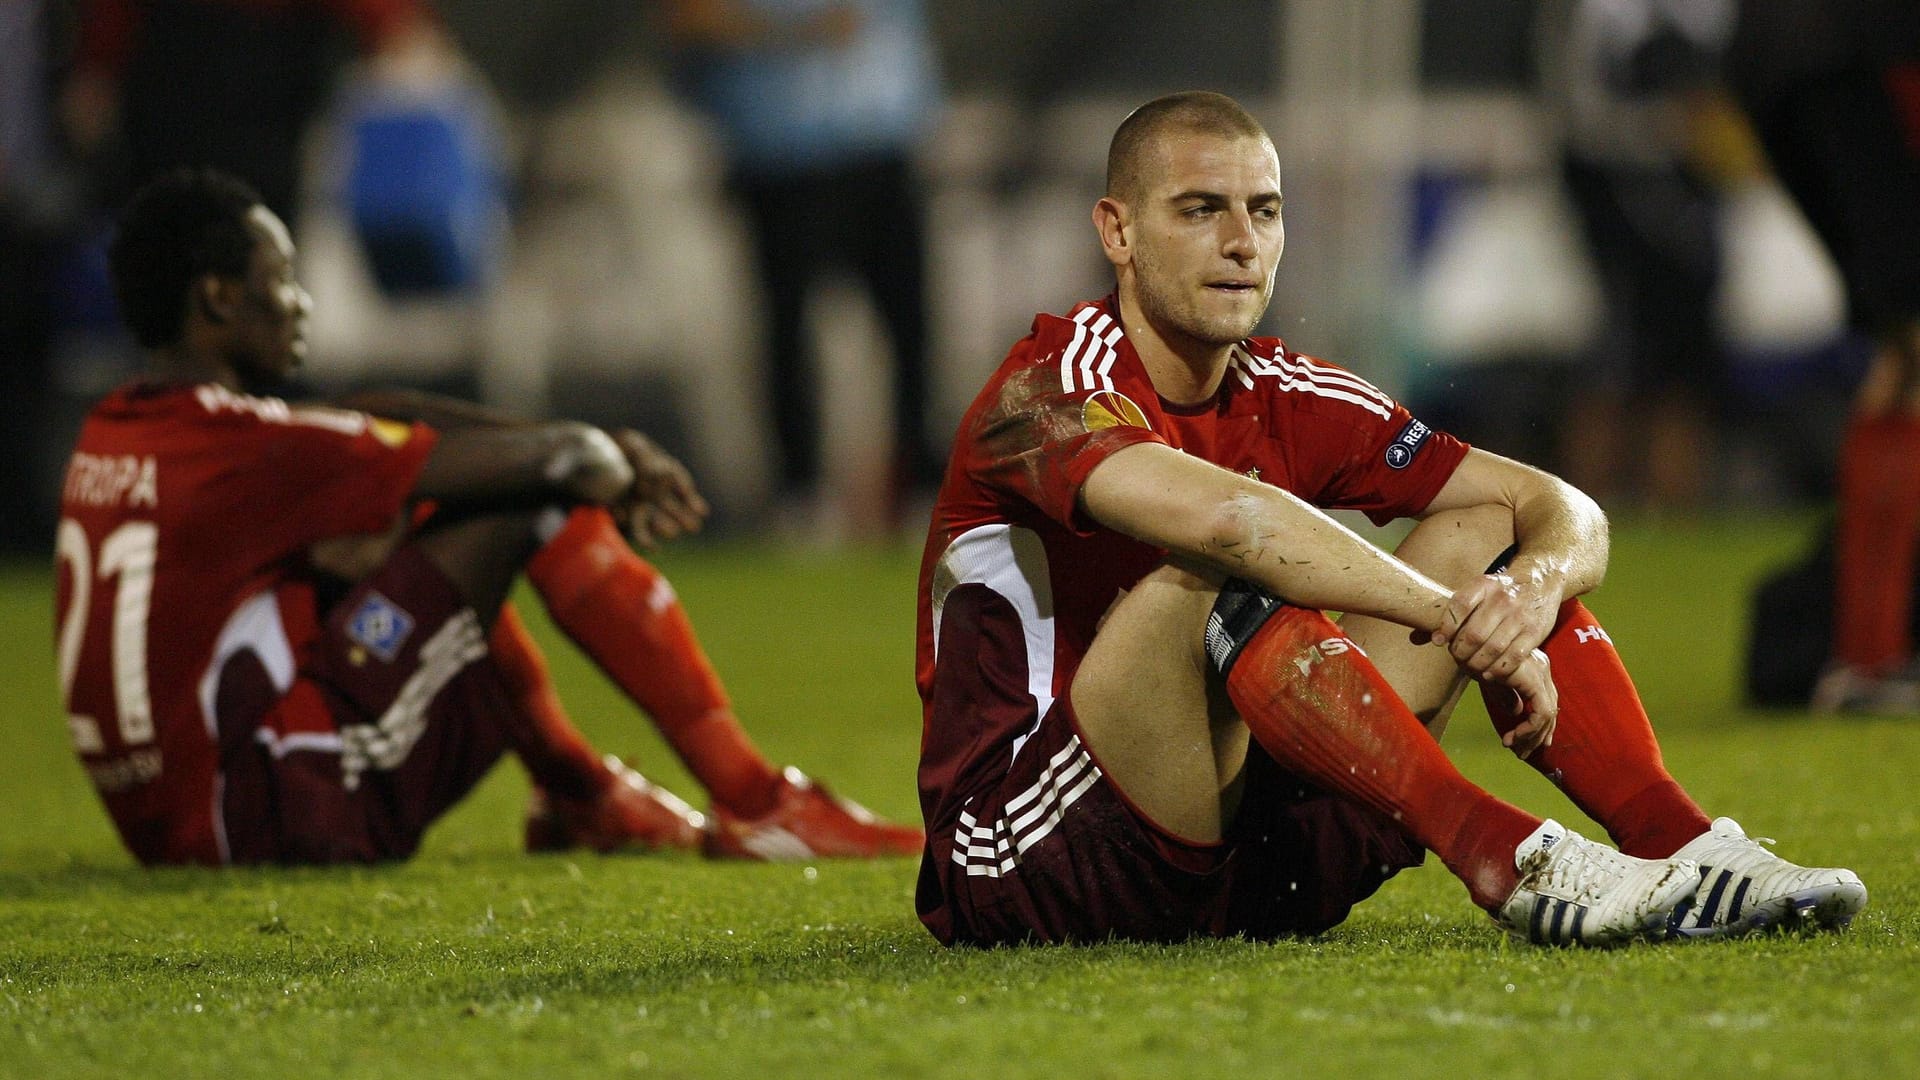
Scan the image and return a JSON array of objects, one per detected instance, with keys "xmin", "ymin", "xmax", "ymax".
[
  {"xmin": 922, "ymin": 688, "xmax": 1424, "ymax": 945},
  {"xmin": 215, "ymin": 546, "xmax": 516, "ymax": 863}
]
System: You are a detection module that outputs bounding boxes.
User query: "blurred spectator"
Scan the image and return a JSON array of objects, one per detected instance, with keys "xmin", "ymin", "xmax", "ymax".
[
  {"xmin": 1538, "ymin": 0, "xmax": 1737, "ymax": 511},
  {"xmin": 663, "ymin": 0, "xmax": 942, "ymax": 533},
  {"xmin": 0, "ymin": 0, "xmax": 82, "ymax": 555},
  {"xmin": 62, "ymin": 0, "xmax": 460, "ymax": 226},
  {"xmin": 1726, "ymin": 0, "xmax": 1920, "ymax": 711}
]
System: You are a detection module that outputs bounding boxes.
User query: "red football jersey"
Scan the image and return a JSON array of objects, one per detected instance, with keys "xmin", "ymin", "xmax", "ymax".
[
  {"xmin": 914, "ymin": 296, "xmax": 1469, "ymax": 848},
  {"xmin": 54, "ymin": 381, "xmax": 436, "ymax": 864}
]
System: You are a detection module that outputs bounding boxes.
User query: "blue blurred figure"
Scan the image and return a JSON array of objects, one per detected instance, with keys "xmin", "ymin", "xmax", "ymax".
[{"xmin": 665, "ymin": 0, "xmax": 943, "ymax": 531}]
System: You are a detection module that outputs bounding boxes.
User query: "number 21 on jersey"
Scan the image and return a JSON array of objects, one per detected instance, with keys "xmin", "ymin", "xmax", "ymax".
[{"xmin": 56, "ymin": 519, "xmax": 157, "ymax": 752}]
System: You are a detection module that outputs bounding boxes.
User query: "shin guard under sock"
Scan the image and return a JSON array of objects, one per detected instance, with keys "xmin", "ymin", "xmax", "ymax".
[
  {"xmin": 526, "ymin": 507, "xmax": 782, "ymax": 815},
  {"xmin": 1218, "ymin": 597, "xmax": 1538, "ymax": 910},
  {"xmin": 489, "ymin": 603, "xmax": 612, "ymax": 801},
  {"xmin": 1480, "ymin": 600, "xmax": 1710, "ymax": 858}
]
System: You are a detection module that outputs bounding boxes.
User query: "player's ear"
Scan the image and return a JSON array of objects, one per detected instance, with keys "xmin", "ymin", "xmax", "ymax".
[
  {"xmin": 1093, "ymin": 196, "xmax": 1132, "ymax": 268},
  {"xmin": 195, "ymin": 273, "xmax": 238, "ymax": 326}
]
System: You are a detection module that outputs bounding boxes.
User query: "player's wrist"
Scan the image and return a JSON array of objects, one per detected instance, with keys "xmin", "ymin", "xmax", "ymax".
[
  {"xmin": 1502, "ymin": 553, "xmax": 1570, "ymax": 605},
  {"xmin": 545, "ymin": 424, "xmax": 637, "ymax": 505}
]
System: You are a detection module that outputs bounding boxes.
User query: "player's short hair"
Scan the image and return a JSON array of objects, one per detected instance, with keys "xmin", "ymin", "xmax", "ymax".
[
  {"xmin": 109, "ymin": 168, "xmax": 265, "ymax": 348},
  {"xmin": 1105, "ymin": 91, "xmax": 1272, "ymax": 205}
]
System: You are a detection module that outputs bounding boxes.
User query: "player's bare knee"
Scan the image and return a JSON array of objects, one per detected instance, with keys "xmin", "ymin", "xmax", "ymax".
[
  {"xmin": 1114, "ymin": 562, "xmax": 1227, "ymax": 663},
  {"xmin": 413, "ymin": 511, "xmax": 543, "ymax": 620},
  {"xmin": 1394, "ymin": 505, "xmax": 1516, "ymax": 588},
  {"xmin": 1136, "ymin": 560, "xmax": 1226, "ymax": 595}
]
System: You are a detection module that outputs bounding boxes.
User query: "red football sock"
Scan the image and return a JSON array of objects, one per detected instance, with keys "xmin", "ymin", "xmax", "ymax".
[
  {"xmin": 489, "ymin": 603, "xmax": 612, "ymax": 802},
  {"xmin": 526, "ymin": 507, "xmax": 782, "ymax": 816},
  {"xmin": 1480, "ymin": 600, "xmax": 1711, "ymax": 859},
  {"xmin": 1834, "ymin": 412, "xmax": 1920, "ymax": 672},
  {"xmin": 1225, "ymin": 606, "xmax": 1540, "ymax": 911}
]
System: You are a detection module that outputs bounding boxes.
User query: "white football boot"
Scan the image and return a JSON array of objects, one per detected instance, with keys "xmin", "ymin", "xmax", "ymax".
[
  {"xmin": 1663, "ymin": 818, "xmax": 1868, "ymax": 939},
  {"xmin": 1495, "ymin": 819, "xmax": 1699, "ymax": 947}
]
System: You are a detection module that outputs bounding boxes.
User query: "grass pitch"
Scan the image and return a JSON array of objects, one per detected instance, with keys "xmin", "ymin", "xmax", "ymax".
[{"xmin": 1, "ymin": 516, "xmax": 1915, "ymax": 1079}]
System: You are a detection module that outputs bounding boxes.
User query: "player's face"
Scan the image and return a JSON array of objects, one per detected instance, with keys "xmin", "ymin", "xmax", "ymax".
[
  {"xmin": 229, "ymin": 206, "xmax": 312, "ymax": 380},
  {"xmin": 1128, "ymin": 133, "xmax": 1283, "ymax": 348}
]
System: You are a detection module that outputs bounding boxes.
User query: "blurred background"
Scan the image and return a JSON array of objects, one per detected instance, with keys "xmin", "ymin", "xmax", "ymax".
[{"xmin": 0, "ymin": 0, "xmax": 1879, "ymax": 552}]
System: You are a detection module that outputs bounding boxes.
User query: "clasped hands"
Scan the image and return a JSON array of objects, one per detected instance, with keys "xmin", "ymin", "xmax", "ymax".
[{"xmin": 1424, "ymin": 571, "xmax": 1562, "ymax": 758}]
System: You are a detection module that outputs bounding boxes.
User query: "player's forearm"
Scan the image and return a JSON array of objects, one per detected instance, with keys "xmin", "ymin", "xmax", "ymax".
[
  {"xmin": 1204, "ymin": 487, "xmax": 1453, "ymax": 630},
  {"xmin": 1504, "ymin": 473, "xmax": 1609, "ymax": 602},
  {"xmin": 412, "ymin": 423, "xmax": 632, "ymax": 508},
  {"xmin": 1425, "ymin": 449, "xmax": 1609, "ymax": 602},
  {"xmin": 1082, "ymin": 444, "xmax": 1451, "ymax": 631},
  {"xmin": 336, "ymin": 388, "xmax": 531, "ymax": 432}
]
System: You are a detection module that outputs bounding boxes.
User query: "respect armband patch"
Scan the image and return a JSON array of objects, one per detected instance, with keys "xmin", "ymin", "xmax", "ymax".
[{"xmin": 1384, "ymin": 418, "xmax": 1432, "ymax": 470}]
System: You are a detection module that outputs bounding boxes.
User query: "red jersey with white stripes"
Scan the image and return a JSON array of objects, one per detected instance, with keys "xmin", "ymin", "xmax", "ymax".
[
  {"xmin": 54, "ymin": 381, "xmax": 435, "ymax": 864},
  {"xmin": 914, "ymin": 295, "xmax": 1469, "ymax": 869}
]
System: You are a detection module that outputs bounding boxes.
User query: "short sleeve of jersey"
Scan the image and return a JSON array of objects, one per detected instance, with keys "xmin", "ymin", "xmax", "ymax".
[
  {"xmin": 1273, "ymin": 352, "xmax": 1469, "ymax": 525},
  {"xmin": 196, "ymin": 397, "xmax": 437, "ymax": 557},
  {"xmin": 964, "ymin": 313, "xmax": 1167, "ymax": 532},
  {"xmin": 258, "ymin": 406, "xmax": 436, "ymax": 543}
]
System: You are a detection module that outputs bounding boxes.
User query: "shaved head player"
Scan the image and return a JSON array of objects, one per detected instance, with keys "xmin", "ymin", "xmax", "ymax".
[{"xmin": 912, "ymin": 91, "xmax": 1864, "ymax": 947}]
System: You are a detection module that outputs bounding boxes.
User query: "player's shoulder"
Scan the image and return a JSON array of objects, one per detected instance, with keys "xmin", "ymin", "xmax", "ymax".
[
  {"xmin": 1009, "ymin": 298, "xmax": 1120, "ymax": 365},
  {"xmin": 1228, "ymin": 337, "xmax": 1398, "ymax": 421},
  {"xmin": 188, "ymin": 383, "xmax": 374, "ymax": 437},
  {"xmin": 1001, "ymin": 297, "xmax": 1143, "ymax": 399}
]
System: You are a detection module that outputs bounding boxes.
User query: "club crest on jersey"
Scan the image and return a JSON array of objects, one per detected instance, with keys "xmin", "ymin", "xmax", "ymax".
[
  {"xmin": 1385, "ymin": 418, "xmax": 1432, "ymax": 470},
  {"xmin": 346, "ymin": 591, "xmax": 415, "ymax": 663},
  {"xmin": 1083, "ymin": 390, "xmax": 1151, "ymax": 433}
]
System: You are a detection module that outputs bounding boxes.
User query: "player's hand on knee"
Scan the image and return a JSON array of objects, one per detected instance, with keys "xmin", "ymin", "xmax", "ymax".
[
  {"xmin": 1433, "ymin": 572, "xmax": 1557, "ymax": 682},
  {"xmin": 609, "ymin": 429, "xmax": 709, "ymax": 549},
  {"xmin": 1496, "ymin": 649, "xmax": 1557, "ymax": 759}
]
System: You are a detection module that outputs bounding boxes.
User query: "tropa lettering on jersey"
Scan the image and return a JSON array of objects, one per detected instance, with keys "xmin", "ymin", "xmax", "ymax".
[{"xmin": 64, "ymin": 453, "xmax": 158, "ymax": 509}]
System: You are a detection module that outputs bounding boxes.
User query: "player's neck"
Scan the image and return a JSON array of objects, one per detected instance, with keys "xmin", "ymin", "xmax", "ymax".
[
  {"xmin": 1114, "ymin": 292, "xmax": 1231, "ymax": 406},
  {"xmin": 145, "ymin": 345, "xmax": 241, "ymax": 391}
]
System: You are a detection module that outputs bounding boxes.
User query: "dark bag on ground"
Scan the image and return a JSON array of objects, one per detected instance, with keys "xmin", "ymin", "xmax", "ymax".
[{"xmin": 1746, "ymin": 522, "xmax": 1920, "ymax": 706}]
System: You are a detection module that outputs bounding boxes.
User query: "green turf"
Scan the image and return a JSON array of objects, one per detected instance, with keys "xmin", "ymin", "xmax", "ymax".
[{"xmin": 2, "ymin": 517, "xmax": 1915, "ymax": 1079}]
